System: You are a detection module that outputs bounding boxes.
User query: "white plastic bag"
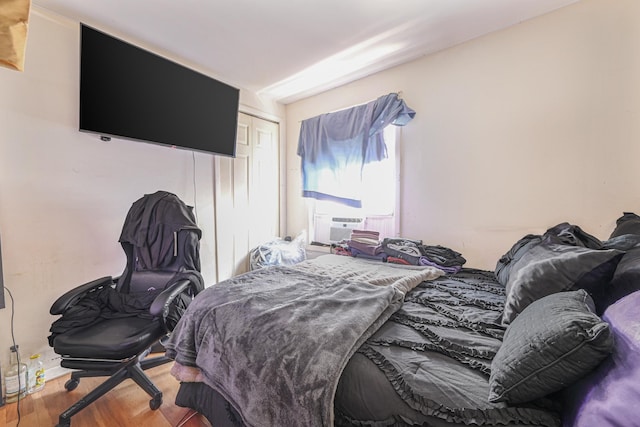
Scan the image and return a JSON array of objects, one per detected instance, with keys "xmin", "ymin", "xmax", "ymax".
[{"xmin": 249, "ymin": 233, "xmax": 307, "ymax": 270}]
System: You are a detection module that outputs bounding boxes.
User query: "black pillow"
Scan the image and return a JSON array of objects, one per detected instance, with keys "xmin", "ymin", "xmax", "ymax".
[
  {"xmin": 502, "ymin": 242, "xmax": 623, "ymax": 325},
  {"xmin": 609, "ymin": 212, "xmax": 640, "ymax": 239},
  {"xmin": 489, "ymin": 290, "xmax": 613, "ymax": 404},
  {"xmin": 597, "ymin": 246, "xmax": 640, "ymax": 312},
  {"xmin": 600, "ymin": 214, "xmax": 640, "ymax": 311}
]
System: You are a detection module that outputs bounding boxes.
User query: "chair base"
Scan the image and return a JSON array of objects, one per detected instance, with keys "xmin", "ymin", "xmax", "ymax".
[{"xmin": 56, "ymin": 352, "xmax": 171, "ymax": 427}]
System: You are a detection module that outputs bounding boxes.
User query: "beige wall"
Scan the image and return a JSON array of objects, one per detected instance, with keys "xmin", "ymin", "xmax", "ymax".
[
  {"xmin": 0, "ymin": 9, "xmax": 284, "ymax": 373},
  {"xmin": 286, "ymin": 0, "xmax": 640, "ymax": 270},
  {"xmin": 2, "ymin": 0, "xmax": 639, "ymax": 380}
]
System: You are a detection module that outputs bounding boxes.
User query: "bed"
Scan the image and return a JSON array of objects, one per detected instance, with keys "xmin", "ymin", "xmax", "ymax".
[{"xmin": 164, "ymin": 215, "xmax": 640, "ymax": 427}]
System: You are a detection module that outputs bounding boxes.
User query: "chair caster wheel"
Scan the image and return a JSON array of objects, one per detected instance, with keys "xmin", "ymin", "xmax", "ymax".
[
  {"xmin": 64, "ymin": 378, "xmax": 79, "ymax": 391},
  {"xmin": 56, "ymin": 421, "xmax": 71, "ymax": 427},
  {"xmin": 149, "ymin": 397, "xmax": 162, "ymax": 410}
]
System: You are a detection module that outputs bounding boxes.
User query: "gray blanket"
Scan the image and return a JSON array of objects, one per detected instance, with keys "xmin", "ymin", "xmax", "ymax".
[{"xmin": 165, "ymin": 257, "xmax": 441, "ymax": 427}]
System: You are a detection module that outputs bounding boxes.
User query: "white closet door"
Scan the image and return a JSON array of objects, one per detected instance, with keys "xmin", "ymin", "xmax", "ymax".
[{"xmin": 214, "ymin": 112, "xmax": 280, "ymax": 281}]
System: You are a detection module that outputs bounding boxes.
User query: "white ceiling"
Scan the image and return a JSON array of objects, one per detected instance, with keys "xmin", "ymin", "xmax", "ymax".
[{"xmin": 33, "ymin": 0, "xmax": 579, "ymax": 104}]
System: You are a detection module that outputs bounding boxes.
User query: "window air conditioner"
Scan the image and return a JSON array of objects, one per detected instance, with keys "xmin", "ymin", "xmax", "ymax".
[{"xmin": 329, "ymin": 217, "xmax": 364, "ymax": 243}]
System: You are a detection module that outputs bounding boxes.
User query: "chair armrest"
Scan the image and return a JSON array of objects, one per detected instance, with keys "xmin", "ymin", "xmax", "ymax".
[
  {"xmin": 150, "ymin": 279, "xmax": 201, "ymax": 333},
  {"xmin": 149, "ymin": 279, "xmax": 193, "ymax": 319},
  {"xmin": 50, "ymin": 276, "xmax": 115, "ymax": 315}
]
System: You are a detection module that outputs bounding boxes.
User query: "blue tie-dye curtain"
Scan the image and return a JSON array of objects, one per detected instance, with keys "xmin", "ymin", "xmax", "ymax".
[{"xmin": 297, "ymin": 93, "xmax": 415, "ymax": 208}]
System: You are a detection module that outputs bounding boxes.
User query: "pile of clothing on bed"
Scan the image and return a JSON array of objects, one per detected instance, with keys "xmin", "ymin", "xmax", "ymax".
[{"xmin": 332, "ymin": 229, "xmax": 467, "ymax": 273}]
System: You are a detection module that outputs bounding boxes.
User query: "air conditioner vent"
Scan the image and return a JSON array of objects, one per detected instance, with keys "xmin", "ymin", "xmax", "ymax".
[{"xmin": 331, "ymin": 217, "xmax": 363, "ymax": 223}]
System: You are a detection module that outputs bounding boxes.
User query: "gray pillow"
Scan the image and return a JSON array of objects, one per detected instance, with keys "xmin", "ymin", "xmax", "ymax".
[
  {"xmin": 502, "ymin": 242, "xmax": 623, "ymax": 325},
  {"xmin": 489, "ymin": 290, "xmax": 613, "ymax": 404}
]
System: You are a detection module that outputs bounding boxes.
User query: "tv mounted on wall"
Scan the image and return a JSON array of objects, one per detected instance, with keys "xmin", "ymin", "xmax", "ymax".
[{"xmin": 79, "ymin": 24, "xmax": 239, "ymax": 157}]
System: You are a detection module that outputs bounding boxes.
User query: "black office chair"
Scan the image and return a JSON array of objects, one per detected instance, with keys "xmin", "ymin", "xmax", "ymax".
[{"xmin": 48, "ymin": 191, "xmax": 204, "ymax": 427}]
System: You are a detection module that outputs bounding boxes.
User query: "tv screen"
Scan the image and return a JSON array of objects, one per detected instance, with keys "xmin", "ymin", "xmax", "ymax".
[{"xmin": 79, "ymin": 24, "xmax": 239, "ymax": 157}]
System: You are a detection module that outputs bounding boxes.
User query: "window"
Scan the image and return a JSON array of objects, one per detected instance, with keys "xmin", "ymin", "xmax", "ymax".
[
  {"xmin": 297, "ymin": 92, "xmax": 415, "ymax": 244},
  {"xmin": 310, "ymin": 125, "xmax": 399, "ymax": 243}
]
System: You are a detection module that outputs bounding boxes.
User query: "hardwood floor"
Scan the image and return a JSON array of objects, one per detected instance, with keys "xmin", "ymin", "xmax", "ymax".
[{"xmin": 0, "ymin": 359, "xmax": 211, "ymax": 427}]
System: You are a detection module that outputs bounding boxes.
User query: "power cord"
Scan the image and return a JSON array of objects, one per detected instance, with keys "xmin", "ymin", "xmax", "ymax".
[
  {"xmin": 4, "ymin": 286, "xmax": 22, "ymax": 426},
  {"xmin": 191, "ymin": 151, "xmax": 199, "ymax": 223},
  {"xmin": 176, "ymin": 408, "xmax": 202, "ymax": 427}
]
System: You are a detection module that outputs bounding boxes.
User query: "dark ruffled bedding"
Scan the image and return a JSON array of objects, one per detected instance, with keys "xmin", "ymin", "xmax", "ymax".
[
  {"xmin": 173, "ymin": 266, "xmax": 562, "ymax": 427},
  {"xmin": 335, "ymin": 268, "xmax": 562, "ymax": 427}
]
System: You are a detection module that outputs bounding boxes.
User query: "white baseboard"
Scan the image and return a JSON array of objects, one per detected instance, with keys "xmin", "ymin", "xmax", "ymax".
[{"xmin": 45, "ymin": 365, "xmax": 73, "ymax": 381}]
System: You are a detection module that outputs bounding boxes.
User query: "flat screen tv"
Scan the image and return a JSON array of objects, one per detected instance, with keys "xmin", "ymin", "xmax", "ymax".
[{"xmin": 79, "ymin": 24, "xmax": 239, "ymax": 157}]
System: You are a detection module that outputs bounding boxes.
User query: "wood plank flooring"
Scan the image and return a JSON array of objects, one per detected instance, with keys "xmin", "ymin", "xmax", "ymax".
[{"xmin": 0, "ymin": 359, "xmax": 211, "ymax": 427}]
